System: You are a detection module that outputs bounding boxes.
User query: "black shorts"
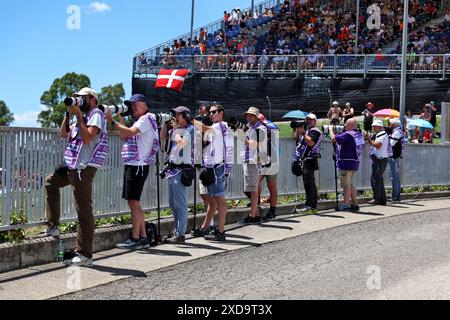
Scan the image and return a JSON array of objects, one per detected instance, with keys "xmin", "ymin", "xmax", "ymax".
[{"xmin": 122, "ymin": 165, "xmax": 150, "ymax": 201}]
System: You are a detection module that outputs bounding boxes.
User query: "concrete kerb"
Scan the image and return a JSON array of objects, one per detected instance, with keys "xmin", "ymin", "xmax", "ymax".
[{"xmin": 1, "ymin": 191, "xmax": 449, "ymax": 274}]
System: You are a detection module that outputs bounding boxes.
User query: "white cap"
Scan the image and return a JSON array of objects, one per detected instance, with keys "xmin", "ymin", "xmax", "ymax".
[
  {"xmin": 389, "ymin": 118, "xmax": 401, "ymax": 126},
  {"xmin": 306, "ymin": 113, "xmax": 317, "ymax": 120},
  {"xmin": 372, "ymin": 119, "xmax": 384, "ymax": 127},
  {"xmin": 333, "ymin": 101, "xmax": 339, "ymax": 106},
  {"xmin": 73, "ymin": 87, "xmax": 98, "ymax": 99}
]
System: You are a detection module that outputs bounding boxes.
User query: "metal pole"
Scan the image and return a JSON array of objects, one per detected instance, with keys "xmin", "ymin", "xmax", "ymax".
[
  {"xmin": 391, "ymin": 86, "xmax": 395, "ymax": 109},
  {"xmin": 190, "ymin": 0, "xmax": 195, "ymax": 57},
  {"xmin": 251, "ymin": 0, "xmax": 255, "ymax": 19},
  {"xmin": 356, "ymin": 0, "xmax": 360, "ymax": 50},
  {"xmin": 399, "ymin": 0, "xmax": 409, "ymax": 124}
]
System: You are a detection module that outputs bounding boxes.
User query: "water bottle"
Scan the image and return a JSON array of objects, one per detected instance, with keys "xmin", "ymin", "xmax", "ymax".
[{"xmin": 57, "ymin": 239, "xmax": 64, "ymax": 262}]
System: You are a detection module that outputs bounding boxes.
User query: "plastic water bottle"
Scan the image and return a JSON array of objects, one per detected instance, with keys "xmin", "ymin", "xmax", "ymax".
[{"xmin": 57, "ymin": 239, "xmax": 64, "ymax": 262}]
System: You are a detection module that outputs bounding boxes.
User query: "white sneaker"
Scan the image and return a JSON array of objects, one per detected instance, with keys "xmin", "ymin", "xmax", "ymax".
[
  {"xmin": 63, "ymin": 253, "xmax": 93, "ymax": 267},
  {"xmin": 46, "ymin": 226, "xmax": 60, "ymax": 237}
]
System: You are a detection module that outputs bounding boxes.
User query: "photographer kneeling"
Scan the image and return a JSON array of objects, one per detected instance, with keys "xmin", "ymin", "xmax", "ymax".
[
  {"xmin": 106, "ymin": 94, "xmax": 160, "ymax": 250},
  {"xmin": 160, "ymin": 106, "xmax": 195, "ymax": 244},
  {"xmin": 45, "ymin": 88, "xmax": 109, "ymax": 267},
  {"xmin": 292, "ymin": 114, "xmax": 322, "ymax": 214},
  {"xmin": 329, "ymin": 118, "xmax": 364, "ymax": 212}
]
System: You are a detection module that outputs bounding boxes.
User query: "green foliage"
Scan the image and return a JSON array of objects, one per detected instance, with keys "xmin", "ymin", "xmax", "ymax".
[
  {"xmin": 97, "ymin": 84, "xmax": 125, "ymax": 106},
  {"xmin": 59, "ymin": 221, "xmax": 78, "ymax": 233},
  {"xmin": 0, "ymin": 209, "xmax": 28, "ymax": 244},
  {"xmin": 38, "ymin": 72, "xmax": 91, "ymax": 128},
  {"xmin": 0, "ymin": 100, "xmax": 14, "ymax": 126}
]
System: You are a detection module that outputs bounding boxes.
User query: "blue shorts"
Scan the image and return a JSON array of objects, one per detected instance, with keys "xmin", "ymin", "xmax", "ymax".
[{"xmin": 207, "ymin": 165, "xmax": 226, "ymax": 197}]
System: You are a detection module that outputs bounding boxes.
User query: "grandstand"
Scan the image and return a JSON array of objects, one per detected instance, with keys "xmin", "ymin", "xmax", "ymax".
[{"xmin": 132, "ymin": 0, "xmax": 450, "ymax": 120}]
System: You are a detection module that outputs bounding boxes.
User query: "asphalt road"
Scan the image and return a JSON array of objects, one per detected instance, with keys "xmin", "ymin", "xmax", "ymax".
[{"xmin": 59, "ymin": 209, "xmax": 450, "ymax": 300}]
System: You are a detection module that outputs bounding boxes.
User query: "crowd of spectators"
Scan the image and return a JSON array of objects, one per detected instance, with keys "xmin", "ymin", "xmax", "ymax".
[{"xmin": 138, "ymin": 0, "xmax": 447, "ymax": 73}]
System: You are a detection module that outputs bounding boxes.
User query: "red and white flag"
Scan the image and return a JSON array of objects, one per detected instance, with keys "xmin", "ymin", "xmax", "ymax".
[{"xmin": 155, "ymin": 69, "xmax": 190, "ymax": 92}]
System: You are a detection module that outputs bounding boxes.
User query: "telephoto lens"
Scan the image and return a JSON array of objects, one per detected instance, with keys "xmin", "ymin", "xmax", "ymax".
[
  {"xmin": 98, "ymin": 105, "xmax": 131, "ymax": 117},
  {"xmin": 155, "ymin": 112, "xmax": 174, "ymax": 127},
  {"xmin": 64, "ymin": 97, "xmax": 86, "ymax": 107}
]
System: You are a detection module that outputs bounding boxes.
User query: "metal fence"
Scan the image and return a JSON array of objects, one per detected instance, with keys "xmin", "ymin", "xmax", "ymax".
[
  {"xmin": 134, "ymin": 54, "xmax": 450, "ymax": 79},
  {"xmin": 1, "ymin": 127, "xmax": 450, "ymax": 231}
]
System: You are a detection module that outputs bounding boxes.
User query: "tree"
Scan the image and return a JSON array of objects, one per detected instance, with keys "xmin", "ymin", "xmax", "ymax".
[
  {"xmin": 38, "ymin": 73, "xmax": 91, "ymax": 128},
  {"xmin": 98, "ymin": 84, "xmax": 126, "ymax": 106},
  {"xmin": 0, "ymin": 100, "xmax": 14, "ymax": 126}
]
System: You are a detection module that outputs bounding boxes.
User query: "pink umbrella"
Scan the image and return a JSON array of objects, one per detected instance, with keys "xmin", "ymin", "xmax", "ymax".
[{"xmin": 373, "ymin": 109, "xmax": 401, "ymax": 118}]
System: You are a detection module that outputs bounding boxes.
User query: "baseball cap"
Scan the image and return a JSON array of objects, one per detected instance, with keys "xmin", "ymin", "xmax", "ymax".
[
  {"xmin": 172, "ymin": 106, "xmax": 191, "ymax": 114},
  {"xmin": 372, "ymin": 119, "xmax": 384, "ymax": 127},
  {"xmin": 306, "ymin": 113, "xmax": 317, "ymax": 120},
  {"xmin": 124, "ymin": 94, "xmax": 146, "ymax": 107},
  {"xmin": 333, "ymin": 101, "xmax": 339, "ymax": 106},
  {"xmin": 73, "ymin": 87, "xmax": 98, "ymax": 99},
  {"xmin": 389, "ymin": 118, "xmax": 401, "ymax": 126}
]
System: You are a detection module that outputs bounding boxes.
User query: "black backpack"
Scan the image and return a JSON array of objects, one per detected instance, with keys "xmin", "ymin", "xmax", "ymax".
[{"xmin": 146, "ymin": 222, "xmax": 159, "ymax": 247}]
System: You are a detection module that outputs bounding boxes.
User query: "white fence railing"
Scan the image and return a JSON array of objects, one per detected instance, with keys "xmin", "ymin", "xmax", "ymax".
[{"xmin": 1, "ymin": 127, "xmax": 450, "ymax": 231}]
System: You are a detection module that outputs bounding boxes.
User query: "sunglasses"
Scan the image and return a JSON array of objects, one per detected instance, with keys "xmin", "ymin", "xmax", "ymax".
[{"xmin": 209, "ymin": 110, "xmax": 219, "ymax": 115}]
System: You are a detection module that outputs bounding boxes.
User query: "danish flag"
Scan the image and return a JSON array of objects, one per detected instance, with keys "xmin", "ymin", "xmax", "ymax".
[{"xmin": 155, "ymin": 69, "xmax": 190, "ymax": 92}]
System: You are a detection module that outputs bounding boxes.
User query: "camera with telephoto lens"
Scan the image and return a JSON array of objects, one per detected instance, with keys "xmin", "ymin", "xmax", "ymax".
[
  {"xmin": 155, "ymin": 112, "xmax": 174, "ymax": 128},
  {"xmin": 323, "ymin": 125, "xmax": 345, "ymax": 136},
  {"xmin": 194, "ymin": 115, "xmax": 213, "ymax": 127},
  {"xmin": 227, "ymin": 117, "xmax": 249, "ymax": 131},
  {"xmin": 64, "ymin": 96, "xmax": 91, "ymax": 113},
  {"xmin": 290, "ymin": 121, "xmax": 307, "ymax": 130},
  {"xmin": 98, "ymin": 104, "xmax": 132, "ymax": 117}
]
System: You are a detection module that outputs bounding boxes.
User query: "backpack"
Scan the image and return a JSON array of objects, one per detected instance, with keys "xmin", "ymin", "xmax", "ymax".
[{"xmin": 146, "ymin": 222, "xmax": 159, "ymax": 247}]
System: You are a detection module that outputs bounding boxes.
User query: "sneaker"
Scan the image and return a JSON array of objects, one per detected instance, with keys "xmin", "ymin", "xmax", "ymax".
[
  {"xmin": 336, "ymin": 204, "xmax": 351, "ymax": 212},
  {"xmin": 191, "ymin": 228, "xmax": 209, "ymax": 238},
  {"xmin": 63, "ymin": 253, "xmax": 93, "ymax": 267},
  {"xmin": 204, "ymin": 231, "xmax": 226, "ymax": 242},
  {"xmin": 367, "ymin": 200, "xmax": 380, "ymax": 205},
  {"xmin": 140, "ymin": 237, "xmax": 150, "ymax": 249},
  {"xmin": 239, "ymin": 216, "xmax": 262, "ymax": 225},
  {"xmin": 46, "ymin": 226, "xmax": 60, "ymax": 237},
  {"xmin": 208, "ymin": 225, "xmax": 218, "ymax": 234},
  {"xmin": 350, "ymin": 204, "xmax": 360, "ymax": 212},
  {"xmin": 295, "ymin": 206, "xmax": 318, "ymax": 214},
  {"xmin": 165, "ymin": 235, "xmax": 185, "ymax": 244},
  {"xmin": 116, "ymin": 238, "xmax": 142, "ymax": 250},
  {"xmin": 264, "ymin": 210, "xmax": 277, "ymax": 220}
]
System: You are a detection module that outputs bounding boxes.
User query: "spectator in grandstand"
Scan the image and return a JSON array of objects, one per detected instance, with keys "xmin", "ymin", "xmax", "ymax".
[
  {"xmin": 329, "ymin": 118, "xmax": 364, "ymax": 212},
  {"xmin": 343, "ymin": 102, "xmax": 355, "ymax": 123},
  {"xmin": 45, "ymin": 88, "xmax": 108, "ymax": 267},
  {"xmin": 239, "ymin": 107, "xmax": 266, "ymax": 225},
  {"xmin": 388, "ymin": 118, "xmax": 405, "ymax": 202},
  {"xmin": 107, "ymin": 94, "xmax": 159, "ymax": 250},
  {"xmin": 327, "ymin": 101, "xmax": 343, "ymax": 125},
  {"xmin": 362, "ymin": 102, "xmax": 375, "ymax": 133},
  {"xmin": 293, "ymin": 113, "xmax": 323, "ymax": 214},
  {"xmin": 366, "ymin": 119, "xmax": 390, "ymax": 206}
]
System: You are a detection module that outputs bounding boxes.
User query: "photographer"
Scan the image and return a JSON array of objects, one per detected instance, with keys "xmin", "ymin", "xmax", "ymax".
[
  {"xmin": 329, "ymin": 118, "xmax": 364, "ymax": 212},
  {"xmin": 105, "ymin": 94, "xmax": 159, "ymax": 250},
  {"xmin": 192, "ymin": 105, "xmax": 233, "ymax": 241},
  {"xmin": 388, "ymin": 118, "xmax": 404, "ymax": 202},
  {"xmin": 258, "ymin": 113, "xmax": 280, "ymax": 220},
  {"xmin": 239, "ymin": 107, "xmax": 268, "ymax": 225},
  {"xmin": 293, "ymin": 114, "xmax": 323, "ymax": 214},
  {"xmin": 160, "ymin": 106, "xmax": 195, "ymax": 244},
  {"xmin": 45, "ymin": 88, "xmax": 108, "ymax": 267},
  {"xmin": 365, "ymin": 120, "xmax": 390, "ymax": 206}
]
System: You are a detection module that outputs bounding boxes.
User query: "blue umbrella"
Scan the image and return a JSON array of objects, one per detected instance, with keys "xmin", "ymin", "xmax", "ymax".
[
  {"xmin": 409, "ymin": 119, "xmax": 434, "ymax": 129},
  {"xmin": 282, "ymin": 110, "xmax": 308, "ymax": 119}
]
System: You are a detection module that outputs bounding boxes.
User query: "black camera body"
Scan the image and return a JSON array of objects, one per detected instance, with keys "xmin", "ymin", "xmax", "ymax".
[
  {"xmin": 227, "ymin": 117, "xmax": 249, "ymax": 131},
  {"xmin": 195, "ymin": 115, "xmax": 213, "ymax": 127},
  {"xmin": 290, "ymin": 121, "xmax": 307, "ymax": 130}
]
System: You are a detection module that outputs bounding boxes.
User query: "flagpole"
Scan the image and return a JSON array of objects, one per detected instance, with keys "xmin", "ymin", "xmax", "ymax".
[{"xmin": 190, "ymin": 0, "xmax": 195, "ymax": 57}]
